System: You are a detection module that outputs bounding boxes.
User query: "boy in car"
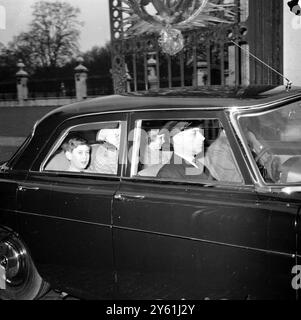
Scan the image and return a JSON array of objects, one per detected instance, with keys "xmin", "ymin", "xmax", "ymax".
[{"xmin": 62, "ymin": 137, "xmax": 91, "ymax": 172}]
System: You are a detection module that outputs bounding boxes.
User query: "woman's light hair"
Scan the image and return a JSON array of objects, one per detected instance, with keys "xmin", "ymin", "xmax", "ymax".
[{"xmin": 172, "ymin": 127, "xmax": 204, "ymax": 147}]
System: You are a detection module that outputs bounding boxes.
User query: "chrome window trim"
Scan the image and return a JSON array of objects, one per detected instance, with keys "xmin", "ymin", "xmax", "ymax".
[
  {"xmin": 130, "ymin": 120, "xmax": 142, "ymax": 178},
  {"xmin": 39, "ymin": 120, "xmax": 124, "ymax": 175},
  {"xmin": 229, "ymin": 108, "xmax": 264, "ymax": 187},
  {"xmin": 229, "ymin": 98, "xmax": 301, "ymax": 190},
  {"xmin": 129, "ymin": 116, "xmax": 244, "ymax": 186}
]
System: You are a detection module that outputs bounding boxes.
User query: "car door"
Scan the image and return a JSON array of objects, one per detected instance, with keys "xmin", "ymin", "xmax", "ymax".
[
  {"xmin": 0, "ymin": 136, "xmax": 35, "ymax": 235},
  {"xmin": 112, "ymin": 109, "xmax": 298, "ymax": 300},
  {"xmin": 0, "ymin": 169, "xmax": 26, "ymax": 236},
  {"xmin": 255, "ymin": 191, "xmax": 300, "ymax": 300},
  {"xmin": 16, "ymin": 113, "xmax": 127, "ymax": 299}
]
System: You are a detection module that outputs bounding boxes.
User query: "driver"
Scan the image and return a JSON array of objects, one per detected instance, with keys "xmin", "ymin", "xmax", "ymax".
[
  {"xmin": 280, "ymin": 156, "xmax": 301, "ymax": 183},
  {"xmin": 245, "ymin": 130, "xmax": 281, "ymax": 183}
]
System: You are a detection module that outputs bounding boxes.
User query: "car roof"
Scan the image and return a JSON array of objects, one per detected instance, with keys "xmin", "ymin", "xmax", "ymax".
[{"xmin": 36, "ymin": 86, "xmax": 301, "ymax": 131}]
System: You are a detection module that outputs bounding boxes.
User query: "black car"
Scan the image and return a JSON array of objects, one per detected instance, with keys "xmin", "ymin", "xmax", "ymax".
[{"xmin": 0, "ymin": 86, "xmax": 300, "ymax": 300}]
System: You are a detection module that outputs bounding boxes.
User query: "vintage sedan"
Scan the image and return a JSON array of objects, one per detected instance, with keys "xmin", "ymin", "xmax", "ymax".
[{"xmin": 0, "ymin": 86, "xmax": 300, "ymax": 300}]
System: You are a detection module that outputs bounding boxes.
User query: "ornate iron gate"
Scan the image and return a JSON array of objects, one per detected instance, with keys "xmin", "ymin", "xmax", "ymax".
[{"xmin": 109, "ymin": 0, "xmax": 283, "ymax": 94}]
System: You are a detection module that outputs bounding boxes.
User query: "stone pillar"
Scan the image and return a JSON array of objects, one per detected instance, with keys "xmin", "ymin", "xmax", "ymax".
[
  {"xmin": 74, "ymin": 57, "xmax": 88, "ymax": 100},
  {"xmin": 16, "ymin": 60, "xmax": 28, "ymax": 104},
  {"xmin": 147, "ymin": 53, "xmax": 159, "ymax": 91}
]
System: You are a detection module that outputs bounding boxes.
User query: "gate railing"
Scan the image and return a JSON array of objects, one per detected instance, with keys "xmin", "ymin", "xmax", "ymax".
[{"xmin": 109, "ymin": 0, "xmax": 283, "ymax": 94}]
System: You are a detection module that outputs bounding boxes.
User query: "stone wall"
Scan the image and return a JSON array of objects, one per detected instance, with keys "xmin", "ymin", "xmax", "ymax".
[{"xmin": 0, "ymin": 97, "xmax": 78, "ymax": 108}]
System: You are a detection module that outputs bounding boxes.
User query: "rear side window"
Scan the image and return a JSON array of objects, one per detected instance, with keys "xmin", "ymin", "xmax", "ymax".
[
  {"xmin": 130, "ymin": 118, "xmax": 243, "ymax": 184},
  {"xmin": 41, "ymin": 121, "xmax": 122, "ymax": 175}
]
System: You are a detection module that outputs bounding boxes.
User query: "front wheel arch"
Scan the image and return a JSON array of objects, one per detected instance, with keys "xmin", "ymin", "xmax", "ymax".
[{"xmin": 0, "ymin": 229, "xmax": 50, "ymax": 300}]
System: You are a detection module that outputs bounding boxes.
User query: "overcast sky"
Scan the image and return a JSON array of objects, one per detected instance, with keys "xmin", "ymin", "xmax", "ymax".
[{"xmin": 0, "ymin": 0, "xmax": 111, "ymax": 51}]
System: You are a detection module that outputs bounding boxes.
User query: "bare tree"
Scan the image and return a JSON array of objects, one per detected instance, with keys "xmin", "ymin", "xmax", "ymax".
[{"xmin": 9, "ymin": 1, "xmax": 83, "ymax": 69}]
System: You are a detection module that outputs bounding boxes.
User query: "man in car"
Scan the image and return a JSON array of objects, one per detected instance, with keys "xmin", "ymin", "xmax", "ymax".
[{"xmin": 157, "ymin": 122, "xmax": 209, "ymax": 180}]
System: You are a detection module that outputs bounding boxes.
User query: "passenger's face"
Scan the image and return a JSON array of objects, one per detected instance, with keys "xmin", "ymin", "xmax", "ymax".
[
  {"xmin": 149, "ymin": 134, "xmax": 165, "ymax": 150},
  {"xmin": 182, "ymin": 128, "xmax": 204, "ymax": 156},
  {"xmin": 67, "ymin": 145, "xmax": 90, "ymax": 171}
]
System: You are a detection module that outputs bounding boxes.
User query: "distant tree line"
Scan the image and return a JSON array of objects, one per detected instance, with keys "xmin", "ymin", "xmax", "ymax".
[{"xmin": 0, "ymin": 1, "xmax": 112, "ymax": 93}]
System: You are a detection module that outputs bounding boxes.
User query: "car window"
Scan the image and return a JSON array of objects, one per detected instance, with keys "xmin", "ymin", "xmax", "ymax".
[
  {"xmin": 42, "ymin": 121, "xmax": 121, "ymax": 175},
  {"xmin": 238, "ymin": 101, "xmax": 301, "ymax": 185},
  {"xmin": 130, "ymin": 118, "xmax": 243, "ymax": 184}
]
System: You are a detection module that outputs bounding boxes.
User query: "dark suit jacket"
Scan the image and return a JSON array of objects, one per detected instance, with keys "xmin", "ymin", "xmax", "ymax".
[{"xmin": 157, "ymin": 154, "xmax": 209, "ymax": 181}]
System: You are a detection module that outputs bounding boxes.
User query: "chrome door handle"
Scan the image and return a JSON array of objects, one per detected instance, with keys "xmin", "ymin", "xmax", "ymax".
[
  {"xmin": 114, "ymin": 193, "xmax": 145, "ymax": 201},
  {"xmin": 18, "ymin": 186, "xmax": 40, "ymax": 192}
]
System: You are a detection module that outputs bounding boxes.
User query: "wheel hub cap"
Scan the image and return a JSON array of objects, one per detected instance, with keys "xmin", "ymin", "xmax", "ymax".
[{"xmin": 0, "ymin": 241, "xmax": 22, "ymax": 288}]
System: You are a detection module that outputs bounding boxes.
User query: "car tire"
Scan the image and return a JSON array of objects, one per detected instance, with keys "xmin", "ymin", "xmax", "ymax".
[{"xmin": 0, "ymin": 232, "xmax": 50, "ymax": 300}]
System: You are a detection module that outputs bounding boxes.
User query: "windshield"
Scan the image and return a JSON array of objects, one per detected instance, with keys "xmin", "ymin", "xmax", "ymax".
[{"xmin": 238, "ymin": 100, "xmax": 301, "ymax": 184}]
